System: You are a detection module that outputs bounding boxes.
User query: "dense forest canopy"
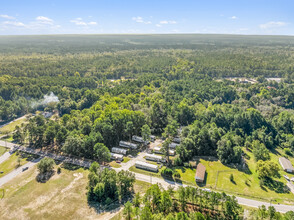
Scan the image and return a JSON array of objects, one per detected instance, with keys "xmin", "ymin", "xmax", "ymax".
[{"xmin": 1, "ymin": 34, "xmax": 294, "ymax": 165}]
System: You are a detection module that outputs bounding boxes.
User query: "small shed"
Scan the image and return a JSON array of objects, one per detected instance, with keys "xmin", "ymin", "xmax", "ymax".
[{"xmin": 195, "ymin": 163, "xmax": 206, "ymax": 183}]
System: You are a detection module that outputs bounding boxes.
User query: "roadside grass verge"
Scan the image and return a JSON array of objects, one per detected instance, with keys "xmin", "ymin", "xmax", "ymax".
[
  {"xmin": 0, "ymin": 146, "xmax": 8, "ymax": 156},
  {"xmin": 0, "ymin": 152, "xmax": 29, "ymax": 178},
  {"xmin": 0, "ymin": 117, "xmax": 27, "ymax": 134}
]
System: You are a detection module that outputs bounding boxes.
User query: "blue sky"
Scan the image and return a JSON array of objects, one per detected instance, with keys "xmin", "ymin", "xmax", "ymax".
[{"xmin": 0, "ymin": 0, "xmax": 293, "ymax": 35}]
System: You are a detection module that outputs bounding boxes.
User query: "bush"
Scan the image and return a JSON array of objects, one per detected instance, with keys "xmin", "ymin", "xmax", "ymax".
[
  {"xmin": 37, "ymin": 157, "xmax": 55, "ymax": 174},
  {"xmin": 174, "ymin": 157, "xmax": 183, "ymax": 166},
  {"xmin": 161, "ymin": 167, "xmax": 173, "ymax": 177},
  {"xmin": 57, "ymin": 167, "xmax": 61, "ymax": 174},
  {"xmin": 230, "ymin": 174, "xmax": 234, "ymax": 182},
  {"xmin": 284, "ymin": 148, "xmax": 292, "ymax": 156},
  {"xmin": 173, "ymin": 170, "xmax": 181, "ymax": 179}
]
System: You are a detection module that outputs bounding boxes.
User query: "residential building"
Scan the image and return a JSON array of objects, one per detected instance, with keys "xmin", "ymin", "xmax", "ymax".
[
  {"xmin": 195, "ymin": 163, "xmax": 206, "ymax": 183},
  {"xmin": 135, "ymin": 161, "xmax": 158, "ymax": 172},
  {"xmin": 279, "ymin": 157, "xmax": 294, "ymax": 173}
]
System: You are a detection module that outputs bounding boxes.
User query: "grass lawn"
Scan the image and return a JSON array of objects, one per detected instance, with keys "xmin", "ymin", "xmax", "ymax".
[
  {"xmin": 109, "ymin": 161, "xmax": 122, "ymax": 168},
  {"xmin": 0, "ymin": 146, "xmax": 8, "ymax": 156},
  {"xmin": 200, "ymin": 149, "xmax": 294, "ymax": 204},
  {"xmin": 0, "ymin": 165, "xmax": 104, "ymax": 220},
  {"xmin": 0, "ymin": 152, "xmax": 29, "ymax": 178},
  {"xmin": 128, "ymin": 148, "xmax": 294, "ymax": 204},
  {"xmin": 122, "ymin": 157, "xmax": 131, "ymax": 163},
  {"xmin": 0, "ymin": 117, "xmax": 27, "ymax": 134}
]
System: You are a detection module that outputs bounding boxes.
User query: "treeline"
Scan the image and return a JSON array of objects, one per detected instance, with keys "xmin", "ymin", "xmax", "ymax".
[
  {"xmin": 122, "ymin": 184, "xmax": 242, "ymax": 220},
  {"xmin": 13, "ymin": 72, "xmax": 294, "ymax": 168}
]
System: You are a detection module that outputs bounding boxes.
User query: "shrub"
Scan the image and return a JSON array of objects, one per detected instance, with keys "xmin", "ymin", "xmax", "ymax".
[
  {"xmin": 37, "ymin": 157, "xmax": 55, "ymax": 174},
  {"xmin": 284, "ymin": 148, "xmax": 292, "ymax": 156},
  {"xmin": 161, "ymin": 167, "xmax": 173, "ymax": 177},
  {"xmin": 230, "ymin": 174, "xmax": 234, "ymax": 182},
  {"xmin": 57, "ymin": 167, "xmax": 61, "ymax": 174},
  {"xmin": 173, "ymin": 170, "xmax": 181, "ymax": 179},
  {"xmin": 174, "ymin": 157, "xmax": 183, "ymax": 166}
]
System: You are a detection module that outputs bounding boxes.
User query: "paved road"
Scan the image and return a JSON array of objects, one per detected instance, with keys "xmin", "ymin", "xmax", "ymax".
[
  {"xmin": 1, "ymin": 140, "xmax": 294, "ymax": 213},
  {"xmin": 0, "ymin": 152, "xmax": 12, "ymax": 165},
  {"xmin": 0, "ymin": 157, "xmax": 41, "ymax": 187}
]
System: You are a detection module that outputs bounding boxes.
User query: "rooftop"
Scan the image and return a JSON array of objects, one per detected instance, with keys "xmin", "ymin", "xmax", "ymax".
[
  {"xmin": 195, "ymin": 163, "xmax": 206, "ymax": 181},
  {"xmin": 279, "ymin": 157, "xmax": 294, "ymax": 170}
]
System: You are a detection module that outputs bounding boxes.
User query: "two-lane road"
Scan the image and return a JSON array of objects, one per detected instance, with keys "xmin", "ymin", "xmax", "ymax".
[{"xmin": 0, "ymin": 157, "xmax": 41, "ymax": 187}]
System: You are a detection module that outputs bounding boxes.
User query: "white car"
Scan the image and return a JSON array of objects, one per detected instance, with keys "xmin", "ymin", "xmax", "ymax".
[{"xmin": 284, "ymin": 175, "xmax": 290, "ymax": 181}]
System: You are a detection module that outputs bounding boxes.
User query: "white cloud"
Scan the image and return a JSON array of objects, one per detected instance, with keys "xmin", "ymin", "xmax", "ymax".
[
  {"xmin": 132, "ymin": 16, "xmax": 151, "ymax": 24},
  {"xmin": 230, "ymin": 16, "xmax": 238, "ymax": 20},
  {"xmin": 36, "ymin": 16, "xmax": 53, "ymax": 25},
  {"xmin": 70, "ymin": 18, "xmax": 97, "ymax": 26},
  {"xmin": 0, "ymin": 14, "xmax": 15, "ymax": 20},
  {"xmin": 88, "ymin": 21, "xmax": 97, "ymax": 25},
  {"xmin": 259, "ymin": 21, "xmax": 287, "ymax": 29},
  {"xmin": 159, "ymin": 20, "xmax": 177, "ymax": 24},
  {"xmin": 3, "ymin": 21, "xmax": 25, "ymax": 27},
  {"xmin": 156, "ymin": 20, "xmax": 177, "ymax": 27},
  {"xmin": 132, "ymin": 16, "xmax": 143, "ymax": 23}
]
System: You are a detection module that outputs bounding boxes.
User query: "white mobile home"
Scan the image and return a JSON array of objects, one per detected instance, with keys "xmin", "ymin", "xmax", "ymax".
[
  {"xmin": 169, "ymin": 149, "xmax": 175, "ymax": 156},
  {"xmin": 153, "ymin": 146, "xmax": 162, "ymax": 154},
  {"xmin": 173, "ymin": 137, "xmax": 181, "ymax": 144},
  {"xmin": 153, "ymin": 146, "xmax": 175, "ymax": 156},
  {"xmin": 110, "ymin": 153, "xmax": 124, "ymax": 161},
  {"xmin": 169, "ymin": 142, "xmax": 179, "ymax": 149},
  {"xmin": 112, "ymin": 147, "xmax": 128, "ymax": 155},
  {"xmin": 279, "ymin": 157, "xmax": 294, "ymax": 173},
  {"xmin": 119, "ymin": 141, "xmax": 138, "ymax": 149},
  {"xmin": 135, "ymin": 161, "xmax": 158, "ymax": 172},
  {"xmin": 145, "ymin": 153, "xmax": 166, "ymax": 163},
  {"xmin": 132, "ymin": 135, "xmax": 149, "ymax": 144},
  {"xmin": 150, "ymin": 135, "xmax": 156, "ymax": 142}
]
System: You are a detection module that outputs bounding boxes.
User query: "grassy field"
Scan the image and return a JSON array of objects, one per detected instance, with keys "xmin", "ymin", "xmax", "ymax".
[
  {"xmin": 200, "ymin": 149, "xmax": 294, "ymax": 204},
  {"xmin": 0, "ymin": 165, "xmax": 105, "ymax": 220},
  {"xmin": 0, "ymin": 163, "xmax": 154, "ymax": 220},
  {"xmin": 0, "ymin": 146, "xmax": 8, "ymax": 156},
  {"xmin": 128, "ymin": 149, "xmax": 294, "ymax": 204},
  {"xmin": 0, "ymin": 117, "xmax": 27, "ymax": 134},
  {"xmin": 0, "ymin": 153, "xmax": 29, "ymax": 178}
]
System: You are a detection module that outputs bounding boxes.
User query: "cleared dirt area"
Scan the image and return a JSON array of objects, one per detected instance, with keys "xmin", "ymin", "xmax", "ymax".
[{"xmin": 0, "ymin": 166, "xmax": 102, "ymax": 220}]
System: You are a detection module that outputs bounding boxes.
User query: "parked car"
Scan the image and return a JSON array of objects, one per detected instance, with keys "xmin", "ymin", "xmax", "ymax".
[
  {"xmin": 284, "ymin": 175, "xmax": 290, "ymax": 181},
  {"xmin": 22, "ymin": 167, "xmax": 29, "ymax": 172}
]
